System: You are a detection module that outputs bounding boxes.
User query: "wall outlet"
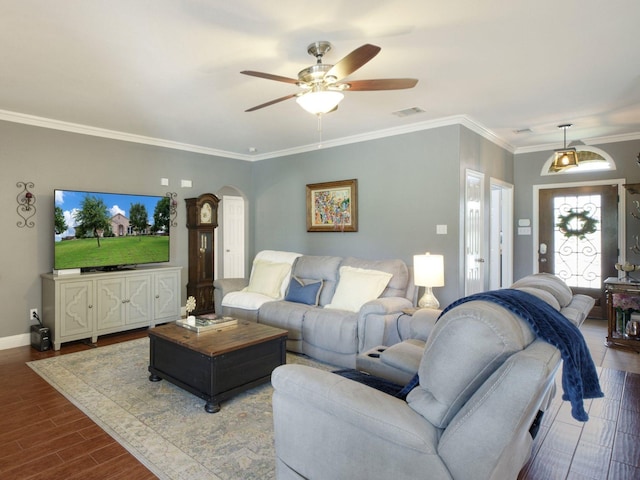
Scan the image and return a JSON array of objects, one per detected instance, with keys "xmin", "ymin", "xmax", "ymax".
[{"xmin": 29, "ymin": 308, "xmax": 38, "ymax": 323}]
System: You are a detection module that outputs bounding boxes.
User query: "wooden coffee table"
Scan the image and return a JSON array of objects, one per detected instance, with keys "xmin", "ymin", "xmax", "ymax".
[{"xmin": 148, "ymin": 320, "xmax": 288, "ymax": 413}]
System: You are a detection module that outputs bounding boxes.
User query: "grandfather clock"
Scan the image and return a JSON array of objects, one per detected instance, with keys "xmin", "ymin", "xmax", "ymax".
[{"xmin": 186, "ymin": 193, "xmax": 219, "ymax": 315}]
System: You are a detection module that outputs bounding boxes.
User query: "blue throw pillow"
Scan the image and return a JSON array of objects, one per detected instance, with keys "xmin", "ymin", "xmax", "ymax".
[{"xmin": 285, "ymin": 276, "xmax": 323, "ymax": 306}]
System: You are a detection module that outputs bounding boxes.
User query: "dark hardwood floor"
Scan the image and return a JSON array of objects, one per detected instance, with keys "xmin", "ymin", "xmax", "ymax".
[
  {"xmin": 0, "ymin": 320, "xmax": 638, "ymax": 479},
  {"xmin": 518, "ymin": 319, "xmax": 640, "ymax": 480},
  {"xmin": 0, "ymin": 329, "xmax": 156, "ymax": 480}
]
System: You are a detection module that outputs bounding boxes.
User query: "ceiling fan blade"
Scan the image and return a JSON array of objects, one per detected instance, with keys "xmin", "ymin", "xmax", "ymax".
[
  {"xmin": 245, "ymin": 93, "xmax": 298, "ymax": 112},
  {"xmin": 325, "ymin": 44, "xmax": 381, "ymax": 81},
  {"xmin": 240, "ymin": 70, "xmax": 299, "ymax": 85},
  {"xmin": 342, "ymin": 78, "xmax": 418, "ymax": 91}
]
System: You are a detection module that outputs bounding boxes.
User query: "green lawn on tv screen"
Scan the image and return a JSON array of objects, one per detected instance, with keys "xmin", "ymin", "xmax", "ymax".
[{"xmin": 54, "ymin": 236, "xmax": 169, "ymax": 269}]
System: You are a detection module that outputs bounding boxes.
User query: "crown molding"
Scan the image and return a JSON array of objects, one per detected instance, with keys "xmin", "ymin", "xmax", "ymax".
[
  {"xmin": 15, "ymin": 107, "xmax": 638, "ymax": 161},
  {"xmin": 0, "ymin": 109, "xmax": 254, "ymax": 161},
  {"xmin": 582, "ymin": 131, "xmax": 640, "ymax": 146},
  {"xmin": 457, "ymin": 116, "xmax": 515, "ymax": 152},
  {"xmin": 249, "ymin": 114, "xmax": 514, "ymax": 161},
  {"xmin": 250, "ymin": 116, "xmax": 473, "ymax": 161},
  {"xmin": 0, "ymin": 108, "xmax": 512, "ymax": 161},
  {"xmin": 514, "ymin": 131, "xmax": 640, "ymax": 154}
]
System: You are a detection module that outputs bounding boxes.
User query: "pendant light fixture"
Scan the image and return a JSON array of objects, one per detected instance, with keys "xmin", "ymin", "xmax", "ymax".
[{"xmin": 550, "ymin": 124, "xmax": 579, "ymax": 172}]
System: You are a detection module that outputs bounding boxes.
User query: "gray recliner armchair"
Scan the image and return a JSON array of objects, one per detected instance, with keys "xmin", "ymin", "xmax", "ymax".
[
  {"xmin": 355, "ymin": 272, "xmax": 595, "ymax": 387},
  {"xmin": 271, "ymin": 299, "xmax": 563, "ymax": 480}
]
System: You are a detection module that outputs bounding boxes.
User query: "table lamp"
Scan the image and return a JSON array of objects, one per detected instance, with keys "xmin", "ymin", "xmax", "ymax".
[{"xmin": 413, "ymin": 253, "xmax": 444, "ymax": 309}]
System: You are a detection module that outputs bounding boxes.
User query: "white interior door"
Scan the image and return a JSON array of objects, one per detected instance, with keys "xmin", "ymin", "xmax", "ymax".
[
  {"xmin": 222, "ymin": 195, "xmax": 245, "ymax": 278},
  {"xmin": 489, "ymin": 179, "xmax": 514, "ymax": 289},
  {"xmin": 465, "ymin": 169, "xmax": 485, "ymax": 295}
]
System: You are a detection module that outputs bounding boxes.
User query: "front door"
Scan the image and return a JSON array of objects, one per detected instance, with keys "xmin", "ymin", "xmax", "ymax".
[{"xmin": 538, "ymin": 184, "xmax": 619, "ymax": 319}]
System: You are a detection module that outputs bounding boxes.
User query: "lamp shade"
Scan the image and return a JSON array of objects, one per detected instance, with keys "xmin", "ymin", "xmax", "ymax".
[
  {"xmin": 550, "ymin": 149, "xmax": 579, "ymax": 172},
  {"xmin": 413, "ymin": 253, "xmax": 444, "ymax": 287},
  {"xmin": 296, "ymin": 90, "xmax": 344, "ymax": 115}
]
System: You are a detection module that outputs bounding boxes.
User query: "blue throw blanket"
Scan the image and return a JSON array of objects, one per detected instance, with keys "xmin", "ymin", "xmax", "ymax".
[{"xmin": 440, "ymin": 289, "xmax": 603, "ymax": 421}]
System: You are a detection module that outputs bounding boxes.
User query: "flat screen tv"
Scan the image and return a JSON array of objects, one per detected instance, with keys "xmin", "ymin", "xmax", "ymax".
[{"xmin": 54, "ymin": 189, "xmax": 171, "ymax": 271}]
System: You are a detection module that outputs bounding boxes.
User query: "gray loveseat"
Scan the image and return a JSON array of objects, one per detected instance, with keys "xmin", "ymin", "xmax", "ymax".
[
  {"xmin": 214, "ymin": 250, "xmax": 417, "ymax": 368},
  {"xmin": 271, "ymin": 274, "xmax": 596, "ymax": 479}
]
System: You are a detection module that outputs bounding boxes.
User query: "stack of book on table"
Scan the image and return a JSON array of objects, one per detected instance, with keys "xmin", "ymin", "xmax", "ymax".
[{"xmin": 176, "ymin": 314, "xmax": 238, "ymax": 333}]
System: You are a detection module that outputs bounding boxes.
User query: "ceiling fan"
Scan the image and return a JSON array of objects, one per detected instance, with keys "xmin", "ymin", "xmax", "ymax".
[{"xmin": 241, "ymin": 41, "xmax": 418, "ymax": 114}]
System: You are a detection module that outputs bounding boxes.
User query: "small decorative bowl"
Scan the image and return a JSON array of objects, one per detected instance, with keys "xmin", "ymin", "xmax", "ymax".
[{"xmin": 615, "ymin": 262, "xmax": 638, "ymax": 273}]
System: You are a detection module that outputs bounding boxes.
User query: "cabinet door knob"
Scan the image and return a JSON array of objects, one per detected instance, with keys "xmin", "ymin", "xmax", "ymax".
[
  {"xmin": 88, "ymin": 304, "xmax": 93, "ymax": 309},
  {"xmin": 155, "ymin": 294, "xmax": 160, "ymax": 299}
]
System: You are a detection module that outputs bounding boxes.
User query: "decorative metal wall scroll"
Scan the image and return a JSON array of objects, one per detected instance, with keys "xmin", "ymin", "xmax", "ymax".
[
  {"xmin": 16, "ymin": 181, "xmax": 36, "ymax": 228},
  {"xmin": 166, "ymin": 192, "xmax": 178, "ymax": 227}
]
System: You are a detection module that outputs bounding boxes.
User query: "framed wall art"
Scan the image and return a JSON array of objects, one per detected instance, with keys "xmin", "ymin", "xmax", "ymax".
[{"xmin": 306, "ymin": 179, "xmax": 358, "ymax": 232}]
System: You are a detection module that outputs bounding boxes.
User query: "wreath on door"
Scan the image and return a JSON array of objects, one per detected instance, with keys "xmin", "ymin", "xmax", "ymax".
[{"xmin": 556, "ymin": 209, "xmax": 598, "ymax": 239}]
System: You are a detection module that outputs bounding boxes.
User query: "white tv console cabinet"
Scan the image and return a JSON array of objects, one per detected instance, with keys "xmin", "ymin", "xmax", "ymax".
[{"xmin": 41, "ymin": 266, "xmax": 182, "ymax": 350}]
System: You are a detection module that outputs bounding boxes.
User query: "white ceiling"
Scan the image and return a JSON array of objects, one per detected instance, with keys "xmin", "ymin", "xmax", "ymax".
[{"xmin": 2, "ymin": 0, "xmax": 639, "ymax": 160}]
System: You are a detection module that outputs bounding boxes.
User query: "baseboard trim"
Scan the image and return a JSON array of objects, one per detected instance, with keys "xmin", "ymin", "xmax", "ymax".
[{"xmin": 0, "ymin": 333, "xmax": 31, "ymax": 350}]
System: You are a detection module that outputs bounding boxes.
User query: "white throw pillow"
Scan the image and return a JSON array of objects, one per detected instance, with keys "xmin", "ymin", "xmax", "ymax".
[
  {"xmin": 325, "ymin": 266, "xmax": 393, "ymax": 312},
  {"xmin": 243, "ymin": 260, "xmax": 291, "ymax": 298}
]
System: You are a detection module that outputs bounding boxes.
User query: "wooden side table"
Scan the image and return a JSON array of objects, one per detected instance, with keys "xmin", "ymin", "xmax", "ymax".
[{"xmin": 604, "ymin": 277, "xmax": 640, "ymax": 353}]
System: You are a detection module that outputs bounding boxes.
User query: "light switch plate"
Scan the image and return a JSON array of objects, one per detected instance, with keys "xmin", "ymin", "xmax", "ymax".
[{"xmin": 436, "ymin": 224, "xmax": 447, "ymax": 235}]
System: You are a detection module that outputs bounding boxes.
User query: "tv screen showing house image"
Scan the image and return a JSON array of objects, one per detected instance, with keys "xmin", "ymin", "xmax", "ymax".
[{"xmin": 54, "ymin": 189, "xmax": 170, "ymax": 271}]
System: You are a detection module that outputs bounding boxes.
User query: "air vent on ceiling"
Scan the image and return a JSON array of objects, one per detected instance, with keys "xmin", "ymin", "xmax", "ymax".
[
  {"xmin": 513, "ymin": 128, "xmax": 532, "ymax": 134},
  {"xmin": 392, "ymin": 107, "xmax": 425, "ymax": 118}
]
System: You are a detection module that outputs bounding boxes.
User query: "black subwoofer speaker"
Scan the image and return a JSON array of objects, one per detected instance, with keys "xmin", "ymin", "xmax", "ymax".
[{"xmin": 30, "ymin": 325, "xmax": 51, "ymax": 351}]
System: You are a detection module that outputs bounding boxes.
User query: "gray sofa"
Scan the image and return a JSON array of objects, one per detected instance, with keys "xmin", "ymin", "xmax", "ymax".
[
  {"xmin": 271, "ymin": 273, "xmax": 596, "ymax": 480},
  {"xmin": 214, "ymin": 250, "xmax": 417, "ymax": 368}
]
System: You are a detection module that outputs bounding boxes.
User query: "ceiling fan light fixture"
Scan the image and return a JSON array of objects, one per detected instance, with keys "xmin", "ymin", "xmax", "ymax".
[
  {"xmin": 550, "ymin": 124, "xmax": 579, "ymax": 172},
  {"xmin": 242, "ymin": 42, "xmax": 416, "ymax": 113},
  {"xmin": 296, "ymin": 90, "xmax": 344, "ymax": 115}
]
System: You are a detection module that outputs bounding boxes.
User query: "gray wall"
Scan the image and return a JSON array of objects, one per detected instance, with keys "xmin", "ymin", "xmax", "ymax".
[
  {"xmin": 1, "ymin": 119, "xmax": 516, "ymax": 343},
  {"xmin": 513, "ymin": 139, "xmax": 640, "ymax": 280},
  {"xmin": 458, "ymin": 126, "xmax": 514, "ymax": 291},
  {"xmin": 249, "ymin": 124, "xmax": 514, "ymax": 307},
  {"xmin": 1, "ymin": 120, "xmax": 252, "ymax": 340}
]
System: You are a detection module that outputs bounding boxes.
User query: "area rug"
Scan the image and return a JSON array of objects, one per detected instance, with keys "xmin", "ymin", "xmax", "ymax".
[{"xmin": 27, "ymin": 338, "xmax": 332, "ymax": 480}]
